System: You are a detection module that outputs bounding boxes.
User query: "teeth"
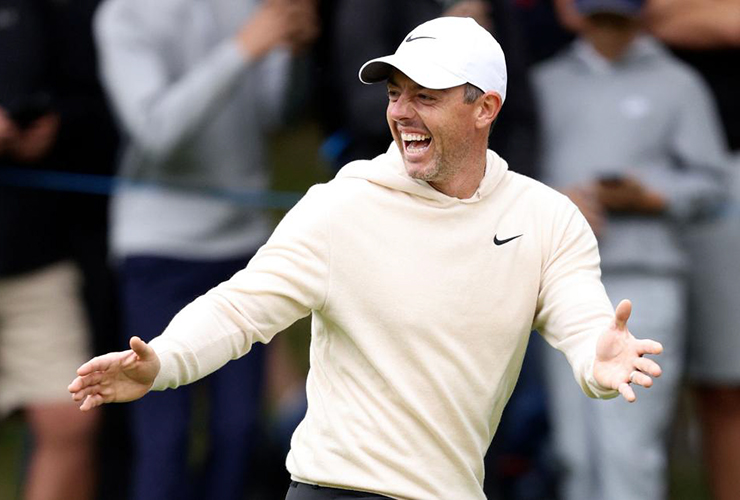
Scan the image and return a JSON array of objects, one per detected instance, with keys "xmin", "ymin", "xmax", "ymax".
[{"xmin": 401, "ymin": 132, "xmax": 431, "ymax": 142}]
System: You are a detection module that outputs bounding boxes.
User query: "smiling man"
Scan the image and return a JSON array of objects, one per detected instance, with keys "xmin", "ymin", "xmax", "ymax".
[
  {"xmin": 384, "ymin": 72, "xmax": 496, "ymax": 197},
  {"xmin": 69, "ymin": 17, "xmax": 664, "ymax": 500},
  {"xmin": 361, "ymin": 16, "xmax": 505, "ymax": 199}
]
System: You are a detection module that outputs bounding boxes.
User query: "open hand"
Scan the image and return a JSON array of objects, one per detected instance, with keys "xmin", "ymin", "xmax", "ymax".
[
  {"xmin": 68, "ymin": 336, "xmax": 161, "ymax": 411},
  {"xmin": 593, "ymin": 300, "xmax": 663, "ymax": 402}
]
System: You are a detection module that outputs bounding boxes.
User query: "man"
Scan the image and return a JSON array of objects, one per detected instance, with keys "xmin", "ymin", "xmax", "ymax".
[
  {"xmin": 532, "ymin": 1, "xmax": 729, "ymax": 499},
  {"xmin": 70, "ymin": 17, "xmax": 663, "ymax": 500}
]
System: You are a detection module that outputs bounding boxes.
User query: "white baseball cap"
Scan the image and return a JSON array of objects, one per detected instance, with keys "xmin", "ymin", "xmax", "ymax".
[{"xmin": 359, "ymin": 16, "xmax": 507, "ymax": 103}]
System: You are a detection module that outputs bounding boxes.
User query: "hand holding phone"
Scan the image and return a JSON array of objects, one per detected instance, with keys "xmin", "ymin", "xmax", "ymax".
[
  {"xmin": 598, "ymin": 174, "xmax": 627, "ymax": 187},
  {"xmin": 596, "ymin": 174, "xmax": 666, "ymax": 214}
]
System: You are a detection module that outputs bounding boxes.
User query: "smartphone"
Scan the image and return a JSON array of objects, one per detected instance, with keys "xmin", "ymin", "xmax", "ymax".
[{"xmin": 598, "ymin": 174, "xmax": 626, "ymax": 187}]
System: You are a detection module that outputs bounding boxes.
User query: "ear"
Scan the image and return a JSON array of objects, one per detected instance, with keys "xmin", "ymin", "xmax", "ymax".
[{"xmin": 475, "ymin": 92, "xmax": 502, "ymax": 131}]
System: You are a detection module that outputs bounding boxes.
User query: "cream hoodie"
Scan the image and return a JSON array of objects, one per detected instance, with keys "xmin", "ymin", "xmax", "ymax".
[{"xmin": 150, "ymin": 145, "xmax": 616, "ymax": 499}]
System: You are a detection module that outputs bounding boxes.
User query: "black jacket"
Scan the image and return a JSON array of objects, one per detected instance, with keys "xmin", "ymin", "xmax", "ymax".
[{"xmin": 0, "ymin": 0, "xmax": 118, "ymax": 276}]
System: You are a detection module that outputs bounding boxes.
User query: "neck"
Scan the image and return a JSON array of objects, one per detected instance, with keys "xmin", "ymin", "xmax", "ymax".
[{"xmin": 429, "ymin": 154, "xmax": 487, "ymax": 199}]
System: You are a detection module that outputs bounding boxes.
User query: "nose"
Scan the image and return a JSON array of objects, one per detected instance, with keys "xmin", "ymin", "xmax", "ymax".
[{"xmin": 388, "ymin": 94, "xmax": 414, "ymax": 122}]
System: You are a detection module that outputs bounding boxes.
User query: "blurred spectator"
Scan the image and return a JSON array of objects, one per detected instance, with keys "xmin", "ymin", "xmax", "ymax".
[
  {"xmin": 93, "ymin": 0, "xmax": 318, "ymax": 499},
  {"xmin": 511, "ymin": 0, "xmax": 577, "ymax": 64},
  {"xmin": 0, "ymin": 0, "xmax": 121, "ymax": 498},
  {"xmin": 646, "ymin": 2, "xmax": 740, "ymax": 499},
  {"xmin": 531, "ymin": 1, "xmax": 729, "ymax": 499}
]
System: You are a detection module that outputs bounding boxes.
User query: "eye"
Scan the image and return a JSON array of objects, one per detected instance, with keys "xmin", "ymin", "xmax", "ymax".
[
  {"xmin": 418, "ymin": 93, "xmax": 435, "ymax": 103},
  {"xmin": 387, "ymin": 88, "xmax": 400, "ymax": 101}
]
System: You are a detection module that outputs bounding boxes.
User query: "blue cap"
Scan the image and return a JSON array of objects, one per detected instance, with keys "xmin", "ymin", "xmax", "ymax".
[{"xmin": 574, "ymin": 0, "xmax": 646, "ymax": 16}]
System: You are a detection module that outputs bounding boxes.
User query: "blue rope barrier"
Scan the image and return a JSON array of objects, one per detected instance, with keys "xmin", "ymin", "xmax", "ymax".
[
  {"xmin": 0, "ymin": 167, "xmax": 304, "ymax": 210},
  {"xmin": 2, "ymin": 167, "xmax": 738, "ymax": 216}
]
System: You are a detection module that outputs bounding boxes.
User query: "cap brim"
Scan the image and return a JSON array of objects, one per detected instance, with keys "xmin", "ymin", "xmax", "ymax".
[{"xmin": 359, "ymin": 55, "xmax": 466, "ymax": 90}]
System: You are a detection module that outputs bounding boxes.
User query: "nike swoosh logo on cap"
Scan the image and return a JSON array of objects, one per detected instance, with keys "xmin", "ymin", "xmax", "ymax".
[{"xmin": 405, "ymin": 35, "xmax": 436, "ymax": 43}]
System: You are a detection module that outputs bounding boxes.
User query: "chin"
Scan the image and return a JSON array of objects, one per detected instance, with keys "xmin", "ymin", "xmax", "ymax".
[{"xmin": 404, "ymin": 161, "xmax": 438, "ymax": 182}]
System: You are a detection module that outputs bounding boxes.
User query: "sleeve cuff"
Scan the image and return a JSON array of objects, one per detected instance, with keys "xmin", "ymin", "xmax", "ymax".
[
  {"xmin": 148, "ymin": 336, "xmax": 181, "ymax": 391},
  {"xmin": 583, "ymin": 356, "xmax": 619, "ymax": 400}
]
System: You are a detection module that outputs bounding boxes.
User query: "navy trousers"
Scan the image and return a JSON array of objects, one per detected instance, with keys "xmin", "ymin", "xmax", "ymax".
[
  {"xmin": 120, "ymin": 255, "xmax": 265, "ymax": 500},
  {"xmin": 285, "ymin": 481, "xmax": 393, "ymax": 499}
]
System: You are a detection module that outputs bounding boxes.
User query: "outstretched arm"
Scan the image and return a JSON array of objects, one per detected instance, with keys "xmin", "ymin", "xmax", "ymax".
[
  {"xmin": 68, "ymin": 336, "xmax": 161, "ymax": 411},
  {"xmin": 593, "ymin": 299, "xmax": 664, "ymax": 402},
  {"xmin": 647, "ymin": 0, "xmax": 740, "ymax": 49}
]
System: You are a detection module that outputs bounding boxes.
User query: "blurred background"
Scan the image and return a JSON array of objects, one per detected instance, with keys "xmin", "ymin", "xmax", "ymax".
[{"xmin": 1, "ymin": 0, "xmax": 738, "ymax": 499}]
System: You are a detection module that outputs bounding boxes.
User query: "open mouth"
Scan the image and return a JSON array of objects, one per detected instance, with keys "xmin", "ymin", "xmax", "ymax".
[{"xmin": 401, "ymin": 132, "xmax": 432, "ymax": 154}]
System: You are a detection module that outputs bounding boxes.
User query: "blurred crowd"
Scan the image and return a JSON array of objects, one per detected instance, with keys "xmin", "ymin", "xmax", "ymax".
[{"xmin": 0, "ymin": 0, "xmax": 738, "ymax": 499}]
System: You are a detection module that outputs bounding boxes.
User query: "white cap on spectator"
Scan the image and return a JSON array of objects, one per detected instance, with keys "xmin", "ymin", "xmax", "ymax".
[{"xmin": 359, "ymin": 16, "xmax": 507, "ymax": 103}]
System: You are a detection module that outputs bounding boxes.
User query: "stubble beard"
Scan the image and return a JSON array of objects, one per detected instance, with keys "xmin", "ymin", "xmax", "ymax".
[
  {"xmin": 407, "ymin": 147, "xmax": 459, "ymax": 184},
  {"xmin": 411, "ymin": 142, "xmax": 468, "ymax": 187}
]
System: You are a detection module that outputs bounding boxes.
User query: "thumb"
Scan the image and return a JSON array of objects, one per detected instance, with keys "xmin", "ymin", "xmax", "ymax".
[
  {"xmin": 129, "ymin": 336, "xmax": 154, "ymax": 360},
  {"xmin": 614, "ymin": 299, "xmax": 632, "ymax": 331}
]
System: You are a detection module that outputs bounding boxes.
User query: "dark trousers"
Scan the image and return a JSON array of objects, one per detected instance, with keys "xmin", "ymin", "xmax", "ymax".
[
  {"xmin": 286, "ymin": 481, "xmax": 394, "ymax": 499},
  {"xmin": 120, "ymin": 255, "xmax": 265, "ymax": 500}
]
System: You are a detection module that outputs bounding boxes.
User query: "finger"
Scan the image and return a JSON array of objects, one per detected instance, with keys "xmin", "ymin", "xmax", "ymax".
[
  {"xmin": 629, "ymin": 370, "xmax": 653, "ymax": 388},
  {"xmin": 618, "ymin": 382, "xmax": 636, "ymax": 403},
  {"xmin": 71, "ymin": 384, "xmax": 104, "ymax": 402},
  {"xmin": 634, "ymin": 357, "xmax": 662, "ymax": 378},
  {"xmin": 68, "ymin": 372, "xmax": 104, "ymax": 393},
  {"xmin": 614, "ymin": 299, "xmax": 632, "ymax": 330},
  {"xmin": 68, "ymin": 376, "xmax": 85, "ymax": 393},
  {"xmin": 635, "ymin": 339, "xmax": 663, "ymax": 356},
  {"xmin": 80, "ymin": 394, "xmax": 105, "ymax": 412},
  {"xmin": 130, "ymin": 336, "xmax": 154, "ymax": 361},
  {"xmin": 76, "ymin": 352, "xmax": 121, "ymax": 376}
]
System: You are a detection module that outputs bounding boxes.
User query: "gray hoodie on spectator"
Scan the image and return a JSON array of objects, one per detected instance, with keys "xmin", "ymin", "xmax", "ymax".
[
  {"xmin": 95, "ymin": 0, "xmax": 290, "ymax": 259},
  {"xmin": 532, "ymin": 36, "xmax": 729, "ymax": 274}
]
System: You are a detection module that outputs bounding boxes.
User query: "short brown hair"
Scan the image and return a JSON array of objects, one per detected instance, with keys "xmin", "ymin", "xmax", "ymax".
[{"xmin": 463, "ymin": 83, "xmax": 484, "ymax": 104}]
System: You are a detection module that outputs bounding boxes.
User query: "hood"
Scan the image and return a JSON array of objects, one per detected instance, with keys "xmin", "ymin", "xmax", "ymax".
[{"xmin": 335, "ymin": 143, "xmax": 509, "ymax": 207}]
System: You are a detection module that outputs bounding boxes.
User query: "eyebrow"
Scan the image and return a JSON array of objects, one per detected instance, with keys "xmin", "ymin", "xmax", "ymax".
[{"xmin": 386, "ymin": 76, "xmax": 424, "ymax": 92}]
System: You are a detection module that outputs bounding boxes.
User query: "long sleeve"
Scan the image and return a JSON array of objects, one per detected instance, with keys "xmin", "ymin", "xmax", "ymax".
[
  {"xmin": 654, "ymin": 68, "xmax": 730, "ymax": 220},
  {"xmin": 149, "ymin": 185, "xmax": 331, "ymax": 389},
  {"xmin": 533, "ymin": 199, "xmax": 617, "ymax": 399},
  {"xmin": 94, "ymin": 0, "xmax": 271, "ymax": 164}
]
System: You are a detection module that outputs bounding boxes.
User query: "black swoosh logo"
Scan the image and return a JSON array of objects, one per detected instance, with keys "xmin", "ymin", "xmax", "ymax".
[
  {"xmin": 493, "ymin": 234, "xmax": 523, "ymax": 246},
  {"xmin": 405, "ymin": 35, "xmax": 436, "ymax": 43}
]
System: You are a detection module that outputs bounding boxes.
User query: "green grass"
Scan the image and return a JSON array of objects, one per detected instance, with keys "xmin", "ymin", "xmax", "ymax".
[{"xmin": 0, "ymin": 414, "xmax": 25, "ymax": 500}]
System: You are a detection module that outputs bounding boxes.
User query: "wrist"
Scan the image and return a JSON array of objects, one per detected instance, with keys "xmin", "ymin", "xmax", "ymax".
[{"xmin": 236, "ymin": 33, "xmax": 270, "ymax": 61}]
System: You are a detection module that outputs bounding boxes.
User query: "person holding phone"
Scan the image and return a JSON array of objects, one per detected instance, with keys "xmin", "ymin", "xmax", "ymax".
[{"xmin": 531, "ymin": 1, "xmax": 730, "ymax": 499}]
